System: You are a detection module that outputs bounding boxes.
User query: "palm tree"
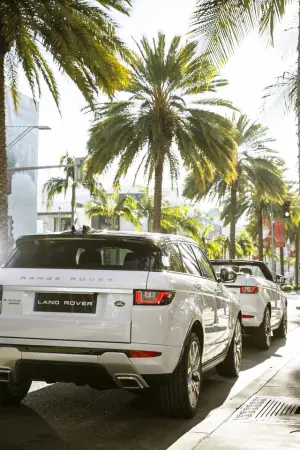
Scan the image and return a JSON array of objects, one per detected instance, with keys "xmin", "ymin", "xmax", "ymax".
[
  {"xmin": 194, "ymin": 225, "xmax": 224, "ymax": 259},
  {"xmin": 236, "ymin": 229, "xmax": 256, "ymax": 259},
  {"xmin": 0, "ymin": 0, "xmax": 131, "ymax": 261},
  {"xmin": 43, "ymin": 154, "xmax": 80, "ymax": 226},
  {"xmin": 85, "ymin": 187, "xmax": 141, "ymax": 231},
  {"xmin": 134, "ymin": 188, "xmax": 203, "ymax": 238},
  {"xmin": 184, "ymin": 114, "xmax": 284, "ymax": 259},
  {"xmin": 192, "ymin": 1, "xmax": 292, "ymax": 68},
  {"xmin": 86, "ymin": 32, "xmax": 238, "ymax": 233},
  {"xmin": 212, "ymin": 234, "xmax": 230, "ymax": 259}
]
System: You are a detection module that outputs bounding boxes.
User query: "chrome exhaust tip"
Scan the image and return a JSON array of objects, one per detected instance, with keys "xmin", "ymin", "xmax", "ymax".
[
  {"xmin": 0, "ymin": 369, "xmax": 11, "ymax": 383},
  {"xmin": 116, "ymin": 374, "xmax": 147, "ymax": 390}
]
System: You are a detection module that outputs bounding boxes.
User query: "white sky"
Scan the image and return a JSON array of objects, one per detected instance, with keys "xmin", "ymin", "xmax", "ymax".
[{"xmin": 17, "ymin": 0, "xmax": 298, "ymax": 194}]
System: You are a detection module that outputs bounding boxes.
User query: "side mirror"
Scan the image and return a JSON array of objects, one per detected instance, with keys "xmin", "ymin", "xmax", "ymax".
[
  {"xmin": 276, "ymin": 275, "xmax": 286, "ymax": 286},
  {"xmin": 220, "ymin": 268, "xmax": 237, "ymax": 283}
]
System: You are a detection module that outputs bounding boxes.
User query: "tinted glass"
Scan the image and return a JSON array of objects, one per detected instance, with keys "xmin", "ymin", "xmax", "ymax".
[
  {"xmin": 212, "ymin": 262, "xmax": 266, "ymax": 279},
  {"xmin": 178, "ymin": 243, "xmax": 201, "ymax": 276},
  {"xmin": 192, "ymin": 246, "xmax": 216, "ymax": 280},
  {"xmin": 6, "ymin": 238, "xmax": 161, "ymax": 271},
  {"xmin": 162, "ymin": 243, "xmax": 184, "ymax": 273}
]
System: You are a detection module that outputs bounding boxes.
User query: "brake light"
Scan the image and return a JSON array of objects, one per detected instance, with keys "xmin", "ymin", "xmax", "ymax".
[
  {"xmin": 242, "ymin": 314, "xmax": 255, "ymax": 319},
  {"xmin": 240, "ymin": 286, "xmax": 259, "ymax": 294},
  {"xmin": 134, "ymin": 290, "xmax": 175, "ymax": 305},
  {"xmin": 129, "ymin": 351, "xmax": 161, "ymax": 358}
]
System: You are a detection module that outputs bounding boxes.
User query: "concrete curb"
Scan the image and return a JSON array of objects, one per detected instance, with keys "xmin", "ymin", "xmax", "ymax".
[{"xmin": 167, "ymin": 326, "xmax": 300, "ymax": 450}]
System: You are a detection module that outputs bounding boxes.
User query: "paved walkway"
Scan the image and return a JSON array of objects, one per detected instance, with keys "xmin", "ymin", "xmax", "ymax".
[{"xmin": 169, "ymin": 298, "xmax": 300, "ymax": 450}]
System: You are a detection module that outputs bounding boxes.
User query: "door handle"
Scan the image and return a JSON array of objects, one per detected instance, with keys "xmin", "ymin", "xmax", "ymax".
[{"xmin": 194, "ymin": 284, "xmax": 202, "ymax": 291}]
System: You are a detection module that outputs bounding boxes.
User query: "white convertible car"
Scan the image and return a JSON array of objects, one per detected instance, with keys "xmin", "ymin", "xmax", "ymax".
[{"xmin": 211, "ymin": 260, "xmax": 288, "ymax": 350}]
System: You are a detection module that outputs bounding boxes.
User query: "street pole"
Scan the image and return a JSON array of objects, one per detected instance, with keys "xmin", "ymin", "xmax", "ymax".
[
  {"xmin": 6, "ymin": 126, "xmax": 51, "ymax": 150},
  {"xmin": 58, "ymin": 207, "xmax": 61, "ymax": 232},
  {"xmin": 270, "ymin": 203, "xmax": 276, "ymax": 275},
  {"xmin": 7, "ymin": 164, "xmax": 74, "ymax": 173}
]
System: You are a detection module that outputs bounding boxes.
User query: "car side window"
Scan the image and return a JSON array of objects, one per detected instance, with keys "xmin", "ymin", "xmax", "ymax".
[
  {"xmin": 178, "ymin": 243, "xmax": 201, "ymax": 276},
  {"xmin": 192, "ymin": 245, "xmax": 216, "ymax": 281},
  {"xmin": 161, "ymin": 243, "xmax": 185, "ymax": 273}
]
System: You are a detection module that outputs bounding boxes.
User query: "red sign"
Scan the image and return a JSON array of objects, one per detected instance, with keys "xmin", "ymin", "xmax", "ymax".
[
  {"xmin": 274, "ymin": 219, "xmax": 285, "ymax": 248},
  {"xmin": 263, "ymin": 219, "xmax": 271, "ymax": 248}
]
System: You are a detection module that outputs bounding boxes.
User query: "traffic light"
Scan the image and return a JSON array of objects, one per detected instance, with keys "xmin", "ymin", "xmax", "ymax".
[{"xmin": 283, "ymin": 200, "xmax": 291, "ymax": 219}]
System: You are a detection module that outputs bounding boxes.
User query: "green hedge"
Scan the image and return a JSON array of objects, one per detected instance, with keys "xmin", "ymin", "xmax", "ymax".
[{"xmin": 281, "ymin": 285, "xmax": 300, "ymax": 292}]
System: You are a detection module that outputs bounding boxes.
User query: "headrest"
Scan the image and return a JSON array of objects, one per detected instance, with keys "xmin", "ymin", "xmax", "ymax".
[
  {"xmin": 240, "ymin": 267, "xmax": 252, "ymax": 275},
  {"xmin": 78, "ymin": 250, "xmax": 102, "ymax": 268}
]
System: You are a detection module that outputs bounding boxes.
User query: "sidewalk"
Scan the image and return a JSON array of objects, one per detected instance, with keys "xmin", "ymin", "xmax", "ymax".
[{"xmin": 168, "ymin": 321, "xmax": 300, "ymax": 450}]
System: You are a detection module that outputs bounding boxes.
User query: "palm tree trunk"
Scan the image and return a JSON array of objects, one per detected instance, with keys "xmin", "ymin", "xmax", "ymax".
[
  {"xmin": 296, "ymin": 0, "xmax": 300, "ymax": 287},
  {"xmin": 152, "ymin": 156, "xmax": 163, "ymax": 233},
  {"xmin": 296, "ymin": 232, "xmax": 299, "ymax": 287},
  {"xmin": 258, "ymin": 203, "xmax": 264, "ymax": 261},
  {"xmin": 71, "ymin": 182, "xmax": 76, "ymax": 227},
  {"xmin": 0, "ymin": 53, "xmax": 8, "ymax": 263},
  {"xmin": 147, "ymin": 215, "xmax": 152, "ymax": 232},
  {"xmin": 280, "ymin": 247, "xmax": 284, "ymax": 276},
  {"xmin": 229, "ymin": 182, "xmax": 237, "ymax": 259}
]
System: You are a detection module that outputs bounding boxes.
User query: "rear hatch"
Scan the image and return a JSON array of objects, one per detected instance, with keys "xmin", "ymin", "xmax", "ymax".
[{"xmin": 0, "ymin": 234, "xmax": 161, "ymax": 343}]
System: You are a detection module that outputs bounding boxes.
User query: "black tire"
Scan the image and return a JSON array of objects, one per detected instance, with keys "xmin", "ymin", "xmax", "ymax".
[
  {"xmin": 255, "ymin": 307, "xmax": 271, "ymax": 350},
  {"xmin": 273, "ymin": 308, "xmax": 288, "ymax": 339},
  {"xmin": 216, "ymin": 318, "xmax": 242, "ymax": 377},
  {"xmin": 157, "ymin": 332, "xmax": 202, "ymax": 418},
  {"xmin": 0, "ymin": 379, "xmax": 31, "ymax": 406}
]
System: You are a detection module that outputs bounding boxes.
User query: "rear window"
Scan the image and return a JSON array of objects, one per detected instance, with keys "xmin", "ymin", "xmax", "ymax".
[
  {"xmin": 211, "ymin": 262, "xmax": 273, "ymax": 281},
  {"xmin": 6, "ymin": 238, "xmax": 161, "ymax": 271}
]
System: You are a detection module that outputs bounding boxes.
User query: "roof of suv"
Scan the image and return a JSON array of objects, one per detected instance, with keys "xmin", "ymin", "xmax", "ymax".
[
  {"xmin": 16, "ymin": 229, "xmax": 197, "ymax": 246},
  {"xmin": 211, "ymin": 259, "xmax": 264, "ymax": 265}
]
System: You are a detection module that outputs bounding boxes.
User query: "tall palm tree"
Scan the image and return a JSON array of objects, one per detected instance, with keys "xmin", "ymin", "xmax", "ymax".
[
  {"xmin": 43, "ymin": 154, "xmax": 81, "ymax": 227},
  {"xmin": 85, "ymin": 187, "xmax": 141, "ymax": 231},
  {"xmin": 192, "ymin": 1, "xmax": 292, "ymax": 68},
  {"xmin": 184, "ymin": 114, "xmax": 283, "ymax": 259},
  {"xmin": 0, "ymin": 0, "xmax": 131, "ymax": 261},
  {"xmin": 236, "ymin": 229, "xmax": 256, "ymax": 259},
  {"xmin": 134, "ymin": 188, "xmax": 203, "ymax": 238},
  {"xmin": 192, "ymin": 1, "xmax": 300, "ymax": 191},
  {"xmin": 86, "ymin": 32, "xmax": 238, "ymax": 233}
]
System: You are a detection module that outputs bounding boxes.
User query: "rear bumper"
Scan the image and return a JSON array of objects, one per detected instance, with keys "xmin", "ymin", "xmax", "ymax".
[
  {"xmin": 242, "ymin": 314, "xmax": 262, "ymax": 328},
  {"xmin": 0, "ymin": 340, "xmax": 182, "ymax": 389}
]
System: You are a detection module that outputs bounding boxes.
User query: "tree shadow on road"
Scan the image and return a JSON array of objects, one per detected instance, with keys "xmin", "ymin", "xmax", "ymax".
[
  {"xmin": 240, "ymin": 334, "xmax": 287, "ymax": 371},
  {"xmin": 0, "ymin": 404, "xmax": 72, "ymax": 450},
  {"xmin": 12, "ymin": 376, "xmax": 236, "ymax": 450},
  {"xmin": 1, "ymin": 332, "xmax": 293, "ymax": 450}
]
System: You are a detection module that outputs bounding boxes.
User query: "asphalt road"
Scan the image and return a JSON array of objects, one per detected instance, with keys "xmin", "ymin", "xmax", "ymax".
[{"xmin": 1, "ymin": 296, "xmax": 300, "ymax": 450}]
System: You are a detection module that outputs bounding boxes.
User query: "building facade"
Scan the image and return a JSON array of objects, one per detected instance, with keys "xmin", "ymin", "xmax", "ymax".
[{"xmin": 6, "ymin": 92, "xmax": 39, "ymax": 241}]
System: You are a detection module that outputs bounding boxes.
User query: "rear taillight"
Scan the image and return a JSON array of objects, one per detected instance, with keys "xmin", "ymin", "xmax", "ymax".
[
  {"xmin": 240, "ymin": 286, "xmax": 259, "ymax": 294},
  {"xmin": 134, "ymin": 290, "xmax": 175, "ymax": 305}
]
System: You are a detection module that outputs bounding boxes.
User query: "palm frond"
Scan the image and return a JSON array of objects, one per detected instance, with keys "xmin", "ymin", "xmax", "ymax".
[
  {"xmin": 43, "ymin": 177, "xmax": 68, "ymax": 209},
  {"xmin": 0, "ymin": 0, "xmax": 132, "ymax": 110}
]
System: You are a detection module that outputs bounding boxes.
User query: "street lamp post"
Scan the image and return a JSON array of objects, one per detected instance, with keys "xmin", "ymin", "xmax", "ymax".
[{"xmin": 6, "ymin": 125, "xmax": 51, "ymax": 150}]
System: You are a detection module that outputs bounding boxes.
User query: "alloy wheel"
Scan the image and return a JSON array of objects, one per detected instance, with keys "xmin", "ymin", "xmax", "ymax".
[
  {"xmin": 233, "ymin": 320, "xmax": 242, "ymax": 373},
  {"xmin": 283, "ymin": 310, "xmax": 288, "ymax": 335},
  {"xmin": 265, "ymin": 309, "xmax": 271, "ymax": 346},
  {"xmin": 187, "ymin": 340, "xmax": 201, "ymax": 408}
]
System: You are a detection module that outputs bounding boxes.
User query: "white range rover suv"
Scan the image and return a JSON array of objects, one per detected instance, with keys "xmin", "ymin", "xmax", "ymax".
[{"xmin": 0, "ymin": 229, "xmax": 242, "ymax": 418}]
